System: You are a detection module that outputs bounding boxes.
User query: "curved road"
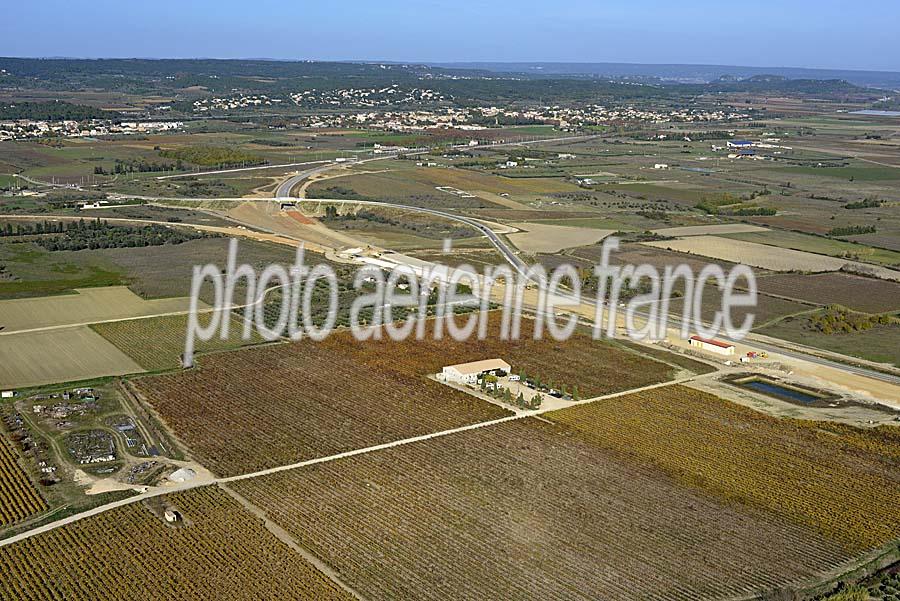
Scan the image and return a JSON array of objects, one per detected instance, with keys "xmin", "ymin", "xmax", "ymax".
[{"xmin": 296, "ymin": 197, "xmax": 528, "ymax": 275}]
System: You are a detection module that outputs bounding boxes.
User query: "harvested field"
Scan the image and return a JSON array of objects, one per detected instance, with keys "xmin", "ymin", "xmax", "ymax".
[
  {"xmin": 548, "ymin": 385, "xmax": 900, "ymax": 551},
  {"xmin": 133, "ymin": 318, "xmax": 673, "ymax": 476},
  {"xmin": 0, "ymin": 486, "xmax": 353, "ymax": 600},
  {"xmin": 0, "ymin": 286, "xmax": 196, "ymax": 333},
  {"xmin": 571, "ymin": 242, "xmax": 745, "ymax": 273},
  {"xmin": 755, "ymin": 272, "xmax": 900, "ymax": 313},
  {"xmin": 507, "ymin": 222, "xmax": 614, "ymax": 253},
  {"xmin": 91, "ymin": 313, "xmax": 265, "ymax": 372},
  {"xmin": 721, "ymin": 229, "xmax": 900, "ymax": 267},
  {"xmin": 0, "ymin": 436, "xmax": 46, "ymax": 527},
  {"xmin": 667, "ymin": 285, "xmax": 815, "ymax": 328},
  {"xmin": 650, "ymin": 223, "xmax": 768, "ymax": 237},
  {"xmin": 412, "ymin": 166, "xmax": 581, "ymax": 196},
  {"xmin": 234, "ymin": 418, "xmax": 853, "ymax": 601},
  {"xmin": 0, "ymin": 327, "xmax": 144, "ymax": 388},
  {"xmin": 644, "ymin": 236, "xmax": 855, "ymax": 273}
]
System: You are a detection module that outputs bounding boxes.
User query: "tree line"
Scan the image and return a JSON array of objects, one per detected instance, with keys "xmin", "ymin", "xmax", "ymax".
[
  {"xmin": 0, "ymin": 218, "xmax": 213, "ymax": 251},
  {"xmin": 828, "ymin": 225, "xmax": 876, "ymax": 237},
  {"xmin": 94, "ymin": 158, "xmax": 182, "ymax": 175}
]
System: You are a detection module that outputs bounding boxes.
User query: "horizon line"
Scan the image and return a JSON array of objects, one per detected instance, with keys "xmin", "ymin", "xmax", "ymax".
[{"xmin": 1, "ymin": 56, "xmax": 898, "ymax": 75}]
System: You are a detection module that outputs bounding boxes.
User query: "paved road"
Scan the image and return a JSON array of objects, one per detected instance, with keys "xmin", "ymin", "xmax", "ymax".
[
  {"xmin": 157, "ymin": 159, "xmax": 331, "ymax": 180},
  {"xmin": 274, "ymin": 162, "xmax": 349, "ymax": 198},
  {"xmin": 297, "ymin": 197, "xmax": 528, "ymax": 275}
]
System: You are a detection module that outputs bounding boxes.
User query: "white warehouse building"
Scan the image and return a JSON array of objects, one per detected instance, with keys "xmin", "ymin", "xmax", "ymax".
[
  {"xmin": 689, "ymin": 336, "xmax": 735, "ymax": 356},
  {"xmin": 441, "ymin": 359, "xmax": 511, "ymax": 385}
]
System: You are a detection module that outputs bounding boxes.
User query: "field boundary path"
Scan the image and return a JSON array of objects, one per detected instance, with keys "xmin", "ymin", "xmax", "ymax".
[{"xmin": 219, "ymin": 482, "xmax": 370, "ymax": 601}]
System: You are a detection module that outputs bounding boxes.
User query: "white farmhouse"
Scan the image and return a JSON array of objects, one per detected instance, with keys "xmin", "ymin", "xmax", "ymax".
[{"xmin": 441, "ymin": 359, "xmax": 511, "ymax": 385}]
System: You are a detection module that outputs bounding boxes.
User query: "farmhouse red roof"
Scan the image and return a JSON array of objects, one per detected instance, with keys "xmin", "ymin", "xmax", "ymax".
[{"xmin": 689, "ymin": 336, "xmax": 734, "ymax": 349}]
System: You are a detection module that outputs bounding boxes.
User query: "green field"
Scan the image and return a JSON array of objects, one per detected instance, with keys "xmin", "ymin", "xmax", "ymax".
[
  {"xmin": 92, "ymin": 313, "xmax": 266, "ymax": 372},
  {"xmin": 759, "ymin": 311, "xmax": 900, "ymax": 366},
  {"xmin": 0, "ymin": 238, "xmax": 297, "ymax": 301}
]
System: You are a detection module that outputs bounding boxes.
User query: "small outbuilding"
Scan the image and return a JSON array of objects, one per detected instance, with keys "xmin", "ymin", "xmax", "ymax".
[{"xmin": 689, "ymin": 336, "xmax": 735, "ymax": 356}]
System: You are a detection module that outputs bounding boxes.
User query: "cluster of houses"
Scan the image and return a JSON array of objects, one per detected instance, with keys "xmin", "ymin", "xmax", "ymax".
[
  {"xmin": 192, "ymin": 94, "xmax": 281, "ymax": 112},
  {"xmin": 289, "ymin": 85, "xmax": 448, "ymax": 108},
  {"xmin": 0, "ymin": 119, "xmax": 182, "ymax": 141},
  {"xmin": 181, "ymin": 99, "xmax": 751, "ymax": 133}
]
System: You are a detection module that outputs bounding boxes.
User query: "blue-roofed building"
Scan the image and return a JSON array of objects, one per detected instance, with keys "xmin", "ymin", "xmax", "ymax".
[{"xmin": 727, "ymin": 140, "xmax": 753, "ymax": 148}]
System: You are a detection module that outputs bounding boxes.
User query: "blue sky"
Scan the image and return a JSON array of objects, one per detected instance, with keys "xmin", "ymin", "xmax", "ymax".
[{"xmin": 3, "ymin": 0, "xmax": 898, "ymax": 71}]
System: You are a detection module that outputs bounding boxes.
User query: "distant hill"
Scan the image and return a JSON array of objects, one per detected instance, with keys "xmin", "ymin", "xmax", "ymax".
[
  {"xmin": 0, "ymin": 58, "xmax": 885, "ymax": 108},
  {"xmin": 429, "ymin": 62, "xmax": 900, "ymax": 89}
]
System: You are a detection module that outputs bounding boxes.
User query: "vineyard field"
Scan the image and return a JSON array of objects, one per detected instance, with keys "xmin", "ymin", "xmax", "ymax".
[
  {"xmin": 133, "ymin": 316, "xmax": 672, "ymax": 476},
  {"xmin": 0, "ymin": 436, "xmax": 46, "ymax": 527},
  {"xmin": 0, "ymin": 486, "xmax": 352, "ymax": 600},
  {"xmin": 92, "ymin": 313, "xmax": 266, "ymax": 372},
  {"xmin": 133, "ymin": 316, "xmax": 673, "ymax": 476},
  {"xmin": 547, "ymin": 385, "xmax": 900, "ymax": 551},
  {"xmin": 321, "ymin": 316, "xmax": 675, "ymax": 399},
  {"xmin": 234, "ymin": 418, "xmax": 852, "ymax": 601}
]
